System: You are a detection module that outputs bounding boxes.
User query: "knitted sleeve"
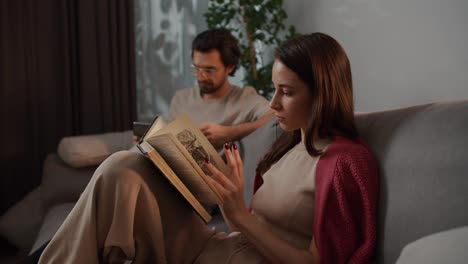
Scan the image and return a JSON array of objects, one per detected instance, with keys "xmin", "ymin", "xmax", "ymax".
[{"xmin": 314, "ymin": 145, "xmax": 379, "ymax": 264}]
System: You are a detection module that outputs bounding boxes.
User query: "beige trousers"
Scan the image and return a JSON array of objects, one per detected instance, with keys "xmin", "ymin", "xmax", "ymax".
[{"xmin": 38, "ymin": 151, "xmax": 216, "ymax": 264}]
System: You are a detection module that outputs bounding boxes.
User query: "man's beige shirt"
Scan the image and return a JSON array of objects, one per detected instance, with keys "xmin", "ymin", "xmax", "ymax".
[{"xmin": 168, "ymin": 85, "xmax": 271, "ymax": 125}]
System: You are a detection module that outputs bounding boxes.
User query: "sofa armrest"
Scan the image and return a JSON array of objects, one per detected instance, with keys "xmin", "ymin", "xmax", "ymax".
[
  {"xmin": 41, "ymin": 153, "xmax": 97, "ymax": 208},
  {"xmin": 29, "ymin": 203, "xmax": 76, "ymax": 255},
  {"xmin": 58, "ymin": 130, "xmax": 134, "ymax": 168},
  {"xmin": 0, "ymin": 187, "xmax": 44, "ymax": 253}
]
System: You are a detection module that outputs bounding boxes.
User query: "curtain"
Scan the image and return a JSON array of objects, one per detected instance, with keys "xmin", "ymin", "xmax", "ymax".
[{"xmin": 0, "ymin": 0, "xmax": 136, "ymax": 214}]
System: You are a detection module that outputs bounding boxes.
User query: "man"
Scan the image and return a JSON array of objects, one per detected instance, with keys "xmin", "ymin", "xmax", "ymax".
[{"xmin": 167, "ymin": 28, "xmax": 273, "ymax": 149}]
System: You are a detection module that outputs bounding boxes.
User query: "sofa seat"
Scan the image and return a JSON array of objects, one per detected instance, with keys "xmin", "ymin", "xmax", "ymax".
[{"xmin": 29, "ymin": 203, "xmax": 76, "ymax": 254}]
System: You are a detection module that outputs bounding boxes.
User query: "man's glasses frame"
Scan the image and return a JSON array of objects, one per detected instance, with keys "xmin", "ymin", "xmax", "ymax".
[{"xmin": 191, "ymin": 65, "xmax": 217, "ymax": 77}]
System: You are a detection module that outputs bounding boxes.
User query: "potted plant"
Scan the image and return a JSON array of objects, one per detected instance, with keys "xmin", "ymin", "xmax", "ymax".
[{"xmin": 204, "ymin": 0, "xmax": 296, "ymax": 98}]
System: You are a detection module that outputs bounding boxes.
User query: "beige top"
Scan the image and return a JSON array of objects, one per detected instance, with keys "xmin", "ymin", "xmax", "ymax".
[
  {"xmin": 168, "ymin": 85, "xmax": 271, "ymax": 125},
  {"xmin": 250, "ymin": 141, "xmax": 328, "ymax": 250}
]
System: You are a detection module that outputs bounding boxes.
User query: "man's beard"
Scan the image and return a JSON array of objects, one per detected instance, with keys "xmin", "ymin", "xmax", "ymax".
[{"xmin": 198, "ymin": 80, "xmax": 222, "ymax": 95}]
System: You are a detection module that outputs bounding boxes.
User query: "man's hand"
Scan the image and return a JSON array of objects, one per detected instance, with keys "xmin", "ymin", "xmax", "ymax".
[
  {"xmin": 200, "ymin": 113, "xmax": 274, "ymax": 149},
  {"xmin": 199, "ymin": 123, "xmax": 232, "ymax": 149}
]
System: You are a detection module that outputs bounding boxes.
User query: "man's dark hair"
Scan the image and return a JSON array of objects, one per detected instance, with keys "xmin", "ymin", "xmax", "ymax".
[{"xmin": 191, "ymin": 28, "xmax": 241, "ymax": 76}]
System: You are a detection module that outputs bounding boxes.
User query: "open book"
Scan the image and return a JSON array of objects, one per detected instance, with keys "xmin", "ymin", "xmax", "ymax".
[{"xmin": 136, "ymin": 115, "xmax": 228, "ymax": 223}]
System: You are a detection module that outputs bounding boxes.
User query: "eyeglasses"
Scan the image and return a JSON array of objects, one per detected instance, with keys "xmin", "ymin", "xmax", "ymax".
[{"xmin": 191, "ymin": 65, "xmax": 217, "ymax": 77}]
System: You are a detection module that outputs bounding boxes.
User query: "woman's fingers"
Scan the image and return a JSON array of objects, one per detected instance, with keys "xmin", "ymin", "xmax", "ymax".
[
  {"xmin": 225, "ymin": 142, "xmax": 244, "ymax": 185},
  {"xmin": 205, "ymin": 142, "xmax": 245, "ymax": 200},
  {"xmin": 206, "ymin": 176, "xmax": 228, "ymax": 197},
  {"xmin": 231, "ymin": 144, "xmax": 244, "ymax": 185},
  {"xmin": 205, "ymin": 161, "xmax": 235, "ymax": 191},
  {"xmin": 223, "ymin": 143, "xmax": 241, "ymax": 184},
  {"xmin": 223, "ymin": 143, "xmax": 237, "ymax": 166}
]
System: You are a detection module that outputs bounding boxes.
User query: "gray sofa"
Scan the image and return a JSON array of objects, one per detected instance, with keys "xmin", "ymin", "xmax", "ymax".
[
  {"xmin": 1, "ymin": 100, "xmax": 468, "ymax": 263},
  {"xmin": 356, "ymin": 100, "xmax": 468, "ymax": 264}
]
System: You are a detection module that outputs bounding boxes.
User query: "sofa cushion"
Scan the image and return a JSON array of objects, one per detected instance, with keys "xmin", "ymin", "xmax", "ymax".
[
  {"xmin": 396, "ymin": 226, "xmax": 468, "ymax": 264},
  {"xmin": 355, "ymin": 100, "xmax": 468, "ymax": 264},
  {"xmin": 58, "ymin": 130, "xmax": 134, "ymax": 168}
]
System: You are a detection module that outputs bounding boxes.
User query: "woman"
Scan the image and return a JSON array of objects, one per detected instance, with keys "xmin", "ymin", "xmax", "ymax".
[{"xmin": 38, "ymin": 33, "xmax": 379, "ymax": 263}]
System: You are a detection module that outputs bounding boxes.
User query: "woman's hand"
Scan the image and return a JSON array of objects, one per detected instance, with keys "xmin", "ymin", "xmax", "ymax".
[{"xmin": 205, "ymin": 142, "xmax": 249, "ymax": 226}]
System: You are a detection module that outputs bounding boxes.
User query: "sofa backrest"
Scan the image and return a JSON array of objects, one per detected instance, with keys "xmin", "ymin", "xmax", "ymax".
[
  {"xmin": 239, "ymin": 119, "xmax": 279, "ymax": 205},
  {"xmin": 356, "ymin": 100, "xmax": 468, "ymax": 264}
]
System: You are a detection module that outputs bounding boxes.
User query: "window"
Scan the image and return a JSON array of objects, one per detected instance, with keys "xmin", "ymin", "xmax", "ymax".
[{"xmin": 134, "ymin": 0, "xmax": 208, "ymax": 121}]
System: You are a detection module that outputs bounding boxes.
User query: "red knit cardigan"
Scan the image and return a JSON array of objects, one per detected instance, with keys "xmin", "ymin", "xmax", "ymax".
[{"xmin": 252, "ymin": 136, "xmax": 379, "ymax": 264}]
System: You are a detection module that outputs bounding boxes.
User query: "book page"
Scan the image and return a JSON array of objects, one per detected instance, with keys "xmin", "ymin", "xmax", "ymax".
[
  {"xmin": 146, "ymin": 134, "xmax": 221, "ymax": 204},
  {"xmin": 150, "ymin": 115, "xmax": 229, "ymax": 175},
  {"xmin": 142, "ymin": 116, "xmax": 167, "ymax": 142}
]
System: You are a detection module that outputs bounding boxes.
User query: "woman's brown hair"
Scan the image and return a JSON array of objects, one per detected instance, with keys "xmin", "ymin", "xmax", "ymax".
[{"xmin": 256, "ymin": 33, "xmax": 358, "ymax": 175}]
